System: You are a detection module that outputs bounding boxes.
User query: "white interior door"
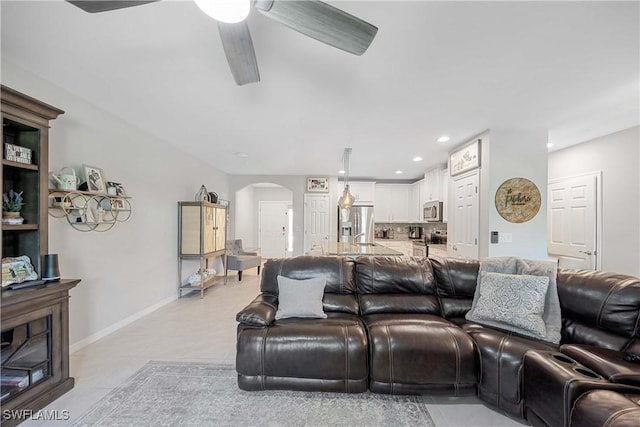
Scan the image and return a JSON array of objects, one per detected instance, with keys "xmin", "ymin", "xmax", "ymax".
[
  {"xmin": 548, "ymin": 173, "xmax": 599, "ymax": 270},
  {"xmin": 450, "ymin": 170, "xmax": 479, "ymax": 259},
  {"xmin": 259, "ymin": 202, "xmax": 289, "ymax": 258},
  {"xmin": 304, "ymin": 194, "xmax": 331, "ymax": 254}
]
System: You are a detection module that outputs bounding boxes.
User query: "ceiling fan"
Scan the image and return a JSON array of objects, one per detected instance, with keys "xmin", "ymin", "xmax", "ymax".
[{"xmin": 66, "ymin": 0, "xmax": 378, "ymax": 86}]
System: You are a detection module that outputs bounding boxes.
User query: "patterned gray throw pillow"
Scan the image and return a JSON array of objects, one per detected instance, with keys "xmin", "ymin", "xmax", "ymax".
[
  {"xmin": 466, "ymin": 271, "xmax": 549, "ymax": 339},
  {"xmin": 275, "ymin": 275, "xmax": 327, "ymax": 320}
]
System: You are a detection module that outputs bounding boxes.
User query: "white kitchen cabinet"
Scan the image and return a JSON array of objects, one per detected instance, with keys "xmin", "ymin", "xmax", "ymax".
[
  {"xmin": 375, "ymin": 183, "xmax": 409, "ymax": 222},
  {"xmin": 348, "ymin": 181, "xmax": 376, "ymax": 205},
  {"xmin": 441, "ymin": 168, "xmax": 449, "ymax": 222},
  {"xmin": 424, "ymin": 166, "xmax": 444, "ymax": 202},
  {"xmin": 408, "ymin": 179, "xmax": 426, "ymax": 222},
  {"xmin": 374, "ymin": 185, "xmax": 392, "ymax": 221}
]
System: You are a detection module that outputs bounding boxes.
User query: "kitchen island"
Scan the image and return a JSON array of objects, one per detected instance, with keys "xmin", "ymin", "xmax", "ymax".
[{"xmin": 326, "ymin": 242, "xmax": 403, "ymax": 257}]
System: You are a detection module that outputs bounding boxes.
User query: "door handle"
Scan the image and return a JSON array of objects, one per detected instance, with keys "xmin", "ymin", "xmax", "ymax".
[{"xmin": 578, "ymin": 250, "xmax": 593, "ymax": 256}]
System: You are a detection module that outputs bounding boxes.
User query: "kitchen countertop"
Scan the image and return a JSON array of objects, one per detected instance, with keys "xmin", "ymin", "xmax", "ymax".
[
  {"xmin": 326, "ymin": 242, "xmax": 403, "ymax": 257},
  {"xmin": 427, "ymin": 244, "xmax": 448, "ymax": 257}
]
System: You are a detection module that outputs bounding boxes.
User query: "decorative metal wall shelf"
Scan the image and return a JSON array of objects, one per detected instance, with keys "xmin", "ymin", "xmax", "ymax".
[{"xmin": 48, "ymin": 189, "xmax": 131, "ymax": 232}]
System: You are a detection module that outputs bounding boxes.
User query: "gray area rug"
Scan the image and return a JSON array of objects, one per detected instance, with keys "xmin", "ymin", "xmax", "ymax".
[{"xmin": 73, "ymin": 361, "xmax": 436, "ymax": 427}]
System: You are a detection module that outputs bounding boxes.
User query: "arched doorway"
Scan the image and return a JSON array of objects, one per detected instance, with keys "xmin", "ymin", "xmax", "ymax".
[{"xmin": 235, "ymin": 183, "xmax": 293, "ymax": 258}]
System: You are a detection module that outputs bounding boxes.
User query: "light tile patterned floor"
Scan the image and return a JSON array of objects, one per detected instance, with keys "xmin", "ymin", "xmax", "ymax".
[{"xmin": 22, "ymin": 269, "xmax": 522, "ymax": 426}]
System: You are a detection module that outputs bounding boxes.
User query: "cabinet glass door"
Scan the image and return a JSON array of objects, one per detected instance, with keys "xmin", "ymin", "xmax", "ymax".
[{"xmin": 1, "ymin": 316, "xmax": 52, "ymax": 401}]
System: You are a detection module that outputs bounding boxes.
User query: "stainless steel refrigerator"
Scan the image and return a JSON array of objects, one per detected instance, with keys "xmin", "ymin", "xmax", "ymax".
[{"xmin": 338, "ymin": 205, "xmax": 375, "ymax": 243}]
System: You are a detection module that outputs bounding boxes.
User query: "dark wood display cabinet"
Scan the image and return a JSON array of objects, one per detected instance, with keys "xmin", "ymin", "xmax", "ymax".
[
  {"xmin": 1, "ymin": 86, "xmax": 81, "ymax": 426},
  {"xmin": 1, "ymin": 280, "xmax": 79, "ymax": 426}
]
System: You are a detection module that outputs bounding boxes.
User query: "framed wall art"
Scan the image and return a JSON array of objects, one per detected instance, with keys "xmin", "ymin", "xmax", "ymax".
[
  {"xmin": 111, "ymin": 198, "xmax": 126, "ymax": 210},
  {"xmin": 83, "ymin": 164, "xmax": 106, "ymax": 193},
  {"xmin": 450, "ymin": 139, "xmax": 481, "ymax": 176},
  {"xmin": 307, "ymin": 177, "xmax": 329, "ymax": 193}
]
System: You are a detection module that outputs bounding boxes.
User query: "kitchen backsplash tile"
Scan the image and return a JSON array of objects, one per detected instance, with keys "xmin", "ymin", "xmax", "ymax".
[{"xmin": 374, "ymin": 222, "xmax": 447, "ymax": 240}]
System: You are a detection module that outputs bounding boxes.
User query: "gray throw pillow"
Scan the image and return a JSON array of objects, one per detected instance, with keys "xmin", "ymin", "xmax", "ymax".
[
  {"xmin": 466, "ymin": 271, "xmax": 549, "ymax": 339},
  {"xmin": 469, "ymin": 257, "xmax": 561, "ymax": 344},
  {"xmin": 275, "ymin": 275, "xmax": 327, "ymax": 320}
]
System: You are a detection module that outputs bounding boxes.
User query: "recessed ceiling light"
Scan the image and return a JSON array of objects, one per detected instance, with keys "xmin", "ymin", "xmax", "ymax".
[
  {"xmin": 395, "ymin": 170, "xmax": 403, "ymax": 174},
  {"xmin": 547, "ymin": 143, "xmax": 555, "ymax": 148},
  {"xmin": 437, "ymin": 136, "xmax": 451, "ymax": 143},
  {"xmin": 413, "ymin": 156, "xmax": 423, "ymax": 162},
  {"xmin": 338, "ymin": 170, "xmax": 346, "ymax": 174},
  {"xmin": 234, "ymin": 152, "xmax": 249, "ymax": 158}
]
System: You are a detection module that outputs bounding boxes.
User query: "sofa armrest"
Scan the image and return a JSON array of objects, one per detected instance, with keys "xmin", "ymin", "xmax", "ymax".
[
  {"xmin": 241, "ymin": 247, "xmax": 260, "ymax": 256},
  {"xmin": 236, "ymin": 294, "xmax": 277, "ymax": 327},
  {"xmin": 561, "ymin": 344, "xmax": 640, "ymax": 387}
]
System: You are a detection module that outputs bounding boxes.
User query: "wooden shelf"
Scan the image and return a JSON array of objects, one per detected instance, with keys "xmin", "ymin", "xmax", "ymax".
[
  {"xmin": 48, "ymin": 188, "xmax": 131, "ymax": 199},
  {"xmin": 1, "ymin": 159, "xmax": 38, "ymax": 171},
  {"xmin": 2, "ymin": 224, "xmax": 38, "ymax": 231},
  {"xmin": 179, "ymin": 276, "xmax": 222, "ymax": 292}
]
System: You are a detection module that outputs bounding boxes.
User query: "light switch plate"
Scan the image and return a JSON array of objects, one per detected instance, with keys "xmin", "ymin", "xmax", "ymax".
[{"xmin": 499, "ymin": 233, "xmax": 513, "ymax": 243}]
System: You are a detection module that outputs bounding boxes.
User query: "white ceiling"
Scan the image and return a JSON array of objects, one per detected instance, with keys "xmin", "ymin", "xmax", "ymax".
[{"xmin": 2, "ymin": 1, "xmax": 638, "ymax": 181}]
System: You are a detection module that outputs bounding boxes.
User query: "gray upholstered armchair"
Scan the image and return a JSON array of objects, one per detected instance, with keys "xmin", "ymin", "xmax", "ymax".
[{"xmin": 226, "ymin": 240, "xmax": 262, "ymax": 281}]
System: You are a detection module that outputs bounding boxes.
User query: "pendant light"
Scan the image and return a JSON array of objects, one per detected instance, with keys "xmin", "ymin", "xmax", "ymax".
[
  {"xmin": 338, "ymin": 148, "xmax": 355, "ymax": 208},
  {"xmin": 194, "ymin": 0, "xmax": 251, "ymax": 24}
]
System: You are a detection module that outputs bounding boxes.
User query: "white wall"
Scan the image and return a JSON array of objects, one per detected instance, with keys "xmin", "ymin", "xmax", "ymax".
[
  {"xmin": 2, "ymin": 61, "xmax": 230, "ymax": 350},
  {"xmin": 548, "ymin": 126, "xmax": 640, "ymax": 276},
  {"xmin": 234, "ymin": 186, "xmax": 255, "ymax": 247},
  {"xmin": 485, "ymin": 129, "xmax": 549, "ymax": 259}
]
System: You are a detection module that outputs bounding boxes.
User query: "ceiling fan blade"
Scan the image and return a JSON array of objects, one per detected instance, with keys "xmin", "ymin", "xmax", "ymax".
[
  {"xmin": 218, "ymin": 22, "xmax": 260, "ymax": 86},
  {"xmin": 254, "ymin": 0, "xmax": 377, "ymax": 56},
  {"xmin": 66, "ymin": 1, "xmax": 159, "ymax": 13}
]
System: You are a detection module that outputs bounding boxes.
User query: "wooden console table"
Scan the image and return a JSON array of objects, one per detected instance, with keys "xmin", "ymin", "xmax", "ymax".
[{"xmin": 1, "ymin": 279, "xmax": 80, "ymax": 426}]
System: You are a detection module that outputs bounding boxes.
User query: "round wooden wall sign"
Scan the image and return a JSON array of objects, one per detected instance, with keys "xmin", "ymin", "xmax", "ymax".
[{"xmin": 495, "ymin": 177, "xmax": 541, "ymax": 223}]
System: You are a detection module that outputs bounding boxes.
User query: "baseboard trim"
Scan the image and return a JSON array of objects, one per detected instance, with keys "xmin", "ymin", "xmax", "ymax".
[{"xmin": 70, "ymin": 293, "xmax": 177, "ymax": 354}]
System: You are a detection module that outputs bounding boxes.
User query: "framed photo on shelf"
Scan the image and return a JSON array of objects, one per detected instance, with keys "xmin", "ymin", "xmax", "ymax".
[
  {"xmin": 106, "ymin": 181, "xmax": 126, "ymax": 196},
  {"xmin": 111, "ymin": 198, "xmax": 126, "ymax": 210},
  {"xmin": 306, "ymin": 177, "xmax": 329, "ymax": 193},
  {"xmin": 1, "ymin": 256, "xmax": 38, "ymax": 287},
  {"xmin": 449, "ymin": 139, "xmax": 481, "ymax": 176},
  {"xmin": 83, "ymin": 164, "xmax": 106, "ymax": 192}
]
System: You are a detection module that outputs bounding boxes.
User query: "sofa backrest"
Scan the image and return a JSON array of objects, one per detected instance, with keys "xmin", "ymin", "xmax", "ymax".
[
  {"xmin": 260, "ymin": 256, "xmax": 358, "ymax": 314},
  {"xmin": 429, "ymin": 256, "xmax": 479, "ymax": 321},
  {"xmin": 557, "ymin": 268, "xmax": 640, "ymax": 352},
  {"xmin": 429, "ymin": 256, "xmax": 640, "ymax": 350},
  {"xmin": 355, "ymin": 256, "xmax": 440, "ymax": 316}
]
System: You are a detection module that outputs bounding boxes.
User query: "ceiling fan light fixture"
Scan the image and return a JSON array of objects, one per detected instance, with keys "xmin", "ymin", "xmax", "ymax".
[{"xmin": 195, "ymin": 0, "xmax": 251, "ymax": 23}]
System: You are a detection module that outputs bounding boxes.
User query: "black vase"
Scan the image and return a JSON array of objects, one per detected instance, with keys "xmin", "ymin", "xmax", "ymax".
[{"xmin": 42, "ymin": 254, "xmax": 61, "ymax": 281}]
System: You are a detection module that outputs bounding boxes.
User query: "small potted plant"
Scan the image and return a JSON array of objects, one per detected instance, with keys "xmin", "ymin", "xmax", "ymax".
[{"xmin": 2, "ymin": 189, "xmax": 25, "ymax": 224}]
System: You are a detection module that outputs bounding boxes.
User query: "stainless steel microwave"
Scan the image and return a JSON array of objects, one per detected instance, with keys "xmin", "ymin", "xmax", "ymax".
[{"xmin": 423, "ymin": 201, "xmax": 443, "ymax": 222}]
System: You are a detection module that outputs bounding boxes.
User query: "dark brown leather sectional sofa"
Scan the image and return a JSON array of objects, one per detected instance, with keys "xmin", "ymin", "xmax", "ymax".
[{"xmin": 235, "ymin": 256, "xmax": 640, "ymax": 426}]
